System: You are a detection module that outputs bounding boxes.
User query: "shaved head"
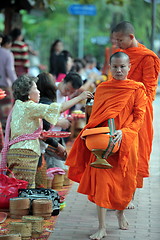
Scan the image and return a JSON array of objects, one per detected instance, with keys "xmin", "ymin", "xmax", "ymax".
[
  {"xmin": 110, "ymin": 52, "xmax": 130, "ymax": 64},
  {"xmin": 112, "ymin": 21, "xmax": 135, "ymax": 35}
]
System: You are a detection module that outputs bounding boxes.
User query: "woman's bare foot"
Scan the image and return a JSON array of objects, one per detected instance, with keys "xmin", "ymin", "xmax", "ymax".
[
  {"xmin": 116, "ymin": 210, "xmax": 129, "ymax": 230},
  {"xmin": 126, "ymin": 200, "xmax": 135, "ymax": 209},
  {"xmin": 89, "ymin": 228, "xmax": 107, "ymax": 240}
]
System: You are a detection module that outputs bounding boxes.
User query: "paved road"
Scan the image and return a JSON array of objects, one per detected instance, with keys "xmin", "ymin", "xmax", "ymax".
[{"xmin": 49, "ymin": 94, "xmax": 160, "ymax": 240}]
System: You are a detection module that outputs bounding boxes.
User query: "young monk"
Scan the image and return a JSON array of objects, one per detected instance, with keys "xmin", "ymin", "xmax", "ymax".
[
  {"xmin": 66, "ymin": 52, "xmax": 147, "ymax": 240},
  {"xmin": 112, "ymin": 21, "xmax": 160, "ymax": 207}
]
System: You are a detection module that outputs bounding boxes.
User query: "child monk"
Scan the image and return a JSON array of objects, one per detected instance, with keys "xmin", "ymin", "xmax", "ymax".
[{"xmin": 66, "ymin": 52, "xmax": 147, "ymax": 240}]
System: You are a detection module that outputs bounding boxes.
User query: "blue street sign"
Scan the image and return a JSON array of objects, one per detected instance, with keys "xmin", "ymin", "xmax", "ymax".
[{"xmin": 68, "ymin": 4, "xmax": 96, "ymax": 16}]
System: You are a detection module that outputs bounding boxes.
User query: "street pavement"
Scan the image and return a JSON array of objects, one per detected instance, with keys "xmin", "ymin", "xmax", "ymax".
[{"xmin": 49, "ymin": 94, "xmax": 160, "ymax": 240}]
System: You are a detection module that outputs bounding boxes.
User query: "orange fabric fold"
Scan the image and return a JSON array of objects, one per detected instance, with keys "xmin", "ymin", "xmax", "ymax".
[
  {"xmin": 66, "ymin": 79, "xmax": 147, "ymax": 210},
  {"xmin": 117, "ymin": 43, "xmax": 159, "ymax": 101},
  {"xmin": 116, "ymin": 43, "xmax": 160, "ymax": 179}
]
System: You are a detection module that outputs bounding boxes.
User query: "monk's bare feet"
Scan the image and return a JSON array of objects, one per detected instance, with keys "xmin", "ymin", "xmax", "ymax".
[
  {"xmin": 126, "ymin": 200, "xmax": 135, "ymax": 209},
  {"xmin": 116, "ymin": 210, "xmax": 129, "ymax": 230},
  {"xmin": 89, "ymin": 228, "xmax": 107, "ymax": 240}
]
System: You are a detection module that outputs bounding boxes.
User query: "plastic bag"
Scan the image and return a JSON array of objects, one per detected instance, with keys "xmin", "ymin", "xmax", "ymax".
[{"xmin": 0, "ymin": 168, "xmax": 28, "ymax": 209}]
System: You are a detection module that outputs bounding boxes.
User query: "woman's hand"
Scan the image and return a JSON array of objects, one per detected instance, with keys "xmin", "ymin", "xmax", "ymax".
[
  {"xmin": 60, "ymin": 91, "xmax": 93, "ymax": 113},
  {"xmin": 79, "ymin": 91, "xmax": 94, "ymax": 101}
]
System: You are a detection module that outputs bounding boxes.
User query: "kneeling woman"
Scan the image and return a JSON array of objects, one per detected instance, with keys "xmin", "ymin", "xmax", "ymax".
[{"xmin": 1, "ymin": 75, "xmax": 93, "ymax": 188}]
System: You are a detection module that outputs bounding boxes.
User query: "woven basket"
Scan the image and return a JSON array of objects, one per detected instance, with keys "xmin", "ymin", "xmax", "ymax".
[
  {"xmin": 9, "ymin": 222, "xmax": 32, "ymax": 239},
  {"xmin": 32, "ymin": 199, "xmax": 52, "ymax": 219},
  {"xmin": 47, "ymin": 178, "xmax": 53, "ymax": 189},
  {"xmin": 0, "ymin": 234, "xmax": 21, "ymax": 240},
  {"xmin": 10, "ymin": 209, "xmax": 29, "ymax": 215},
  {"xmin": 63, "ymin": 170, "xmax": 71, "ymax": 186},
  {"xmin": 52, "ymin": 174, "xmax": 64, "ymax": 189},
  {"xmin": 9, "ymin": 198, "xmax": 30, "ymax": 219},
  {"xmin": 22, "ymin": 215, "xmax": 44, "ymax": 238},
  {"xmin": 9, "ymin": 198, "xmax": 30, "ymax": 210},
  {"xmin": 33, "ymin": 213, "xmax": 52, "ymax": 219},
  {"xmin": 32, "ymin": 199, "xmax": 52, "ymax": 213},
  {"xmin": 10, "ymin": 209, "xmax": 29, "ymax": 219}
]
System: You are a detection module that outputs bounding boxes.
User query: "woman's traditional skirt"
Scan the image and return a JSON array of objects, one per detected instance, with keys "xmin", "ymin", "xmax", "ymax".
[{"xmin": 7, "ymin": 148, "xmax": 39, "ymax": 188}]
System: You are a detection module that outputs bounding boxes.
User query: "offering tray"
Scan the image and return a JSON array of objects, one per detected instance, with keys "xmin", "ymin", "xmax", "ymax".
[{"xmin": 41, "ymin": 131, "xmax": 71, "ymax": 138}]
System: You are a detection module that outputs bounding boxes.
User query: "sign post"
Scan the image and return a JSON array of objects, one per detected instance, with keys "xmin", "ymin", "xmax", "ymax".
[
  {"xmin": 78, "ymin": 15, "xmax": 84, "ymax": 58},
  {"xmin": 68, "ymin": 4, "xmax": 96, "ymax": 58}
]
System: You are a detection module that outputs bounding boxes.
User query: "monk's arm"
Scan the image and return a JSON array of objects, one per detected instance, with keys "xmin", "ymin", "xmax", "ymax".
[
  {"xmin": 141, "ymin": 56, "xmax": 158, "ymax": 101},
  {"xmin": 122, "ymin": 88, "xmax": 147, "ymax": 133}
]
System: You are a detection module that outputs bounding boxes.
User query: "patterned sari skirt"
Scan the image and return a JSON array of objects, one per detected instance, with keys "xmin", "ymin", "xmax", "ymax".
[{"xmin": 7, "ymin": 148, "xmax": 39, "ymax": 188}]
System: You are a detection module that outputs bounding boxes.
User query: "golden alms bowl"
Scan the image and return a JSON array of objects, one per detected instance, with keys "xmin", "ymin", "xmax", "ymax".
[{"xmin": 82, "ymin": 127, "xmax": 119, "ymax": 169}]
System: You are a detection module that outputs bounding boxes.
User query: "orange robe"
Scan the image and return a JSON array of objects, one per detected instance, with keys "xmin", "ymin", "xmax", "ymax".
[
  {"xmin": 66, "ymin": 79, "xmax": 147, "ymax": 210},
  {"xmin": 117, "ymin": 43, "xmax": 160, "ymax": 183}
]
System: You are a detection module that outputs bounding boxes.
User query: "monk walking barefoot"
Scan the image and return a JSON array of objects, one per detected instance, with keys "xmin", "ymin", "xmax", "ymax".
[
  {"xmin": 112, "ymin": 21, "xmax": 160, "ymax": 192},
  {"xmin": 66, "ymin": 52, "xmax": 147, "ymax": 239},
  {"xmin": 89, "ymin": 228, "xmax": 107, "ymax": 240},
  {"xmin": 126, "ymin": 200, "xmax": 135, "ymax": 209},
  {"xmin": 116, "ymin": 210, "xmax": 129, "ymax": 230},
  {"xmin": 89, "ymin": 206, "xmax": 107, "ymax": 240}
]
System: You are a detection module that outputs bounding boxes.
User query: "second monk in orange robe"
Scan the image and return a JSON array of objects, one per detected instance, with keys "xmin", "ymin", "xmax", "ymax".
[{"xmin": 112, "ymin": 21, "xmax": 160, "ymax": 189}]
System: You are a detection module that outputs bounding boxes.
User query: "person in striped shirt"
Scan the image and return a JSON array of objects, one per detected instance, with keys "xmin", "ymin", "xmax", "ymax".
[{"xmin": 10, "ymin": 28, "xmax": 30, "ymax": 76}]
